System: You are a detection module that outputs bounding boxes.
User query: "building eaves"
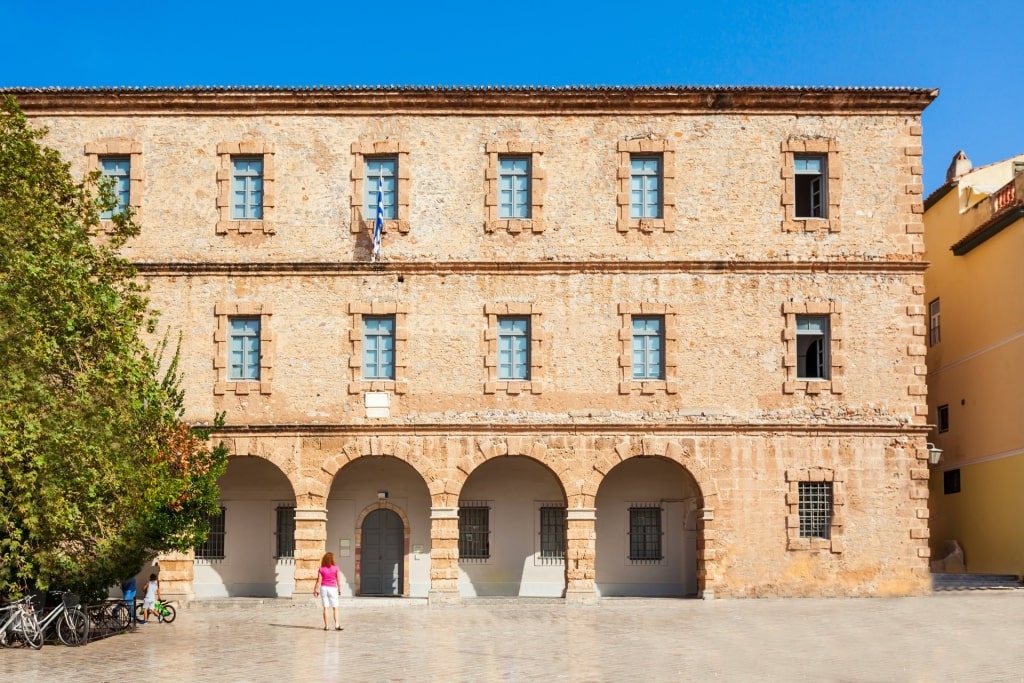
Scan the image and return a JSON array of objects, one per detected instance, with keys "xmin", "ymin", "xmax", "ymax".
[
  {"xmin": 924, "ymin": 180, "xmax": 956, "ymax": 211},
  {"xmin": 3, "ymin": 85, "xmax": 939, "ymax": 116},
  {"xmin": 950, "ymin": 202, "xmax": 1024, "ymax": 255}
]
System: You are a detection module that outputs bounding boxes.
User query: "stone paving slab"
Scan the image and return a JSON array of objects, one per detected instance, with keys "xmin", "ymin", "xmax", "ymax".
[{"xmin": 3, "ymin": 593, "xmax": 1024, "ymax": 682}]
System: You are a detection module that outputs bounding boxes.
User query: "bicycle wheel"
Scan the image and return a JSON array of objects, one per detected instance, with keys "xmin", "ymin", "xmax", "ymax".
[
  {"xmin": 111, "ymin": 603, "xmax": 132, "ymax": 631},
  {"xmin": 161, "ymin": 604, "xmax": 176, "ymax": 624},
  {"xmin": 19, "ymin": 612, "xmax": 43, "ymax": 650},
  {"xmin": 135, "ymin": 602, "xmax": 146, "ymax": 622},
  {"xmin": 57, "ymin": 609, "xmax": 87, "ymax": 646}
]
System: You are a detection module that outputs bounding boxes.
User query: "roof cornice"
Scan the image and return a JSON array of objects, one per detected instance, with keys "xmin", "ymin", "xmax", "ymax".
[{"xmin": 4, "ymin": 85, "xmax": 939, "ymax": 116}]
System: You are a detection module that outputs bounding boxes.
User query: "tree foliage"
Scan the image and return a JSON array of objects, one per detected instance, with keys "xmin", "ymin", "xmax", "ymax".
[{"xmin": 0, "ymin": 96, "xmax": 227, "ymax": 601}]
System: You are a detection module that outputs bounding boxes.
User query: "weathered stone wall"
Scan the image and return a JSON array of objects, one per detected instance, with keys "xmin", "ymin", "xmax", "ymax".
[{"xmin": 20, "ymin": 88, "xmax": 933, "ymax": 598}]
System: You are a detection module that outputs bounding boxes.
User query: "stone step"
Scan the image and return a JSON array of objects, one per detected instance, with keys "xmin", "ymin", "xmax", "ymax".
[{"xmin": 932, "ymin": 573, "xmax": 1024, "ymax": 591}]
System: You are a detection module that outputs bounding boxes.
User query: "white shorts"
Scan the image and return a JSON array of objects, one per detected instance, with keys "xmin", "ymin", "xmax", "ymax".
[{"xmin": 320, "ymin": 585, "xmax": 339, "ymax": 607}]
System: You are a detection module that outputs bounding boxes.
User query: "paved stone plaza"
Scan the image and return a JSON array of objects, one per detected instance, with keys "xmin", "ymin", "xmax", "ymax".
[{"xmin": 2, "ymin": 593, "xmax": 1023, "ymax": 682}]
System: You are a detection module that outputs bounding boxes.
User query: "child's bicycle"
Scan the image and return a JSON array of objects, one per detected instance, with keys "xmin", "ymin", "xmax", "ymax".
[{"xmin": 135, "ymin": 599, "xmax": 176, "ymax": 624}]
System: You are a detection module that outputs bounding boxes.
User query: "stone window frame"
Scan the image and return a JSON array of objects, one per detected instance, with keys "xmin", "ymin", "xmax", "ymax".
[
  {"xmin": 483, "ymin": 303, "xmax": 544, "ymax": 395},
  {"xmin": 216, "ymin": 141, "xmax": 276, "ymax": 235},
  {"xmin": 484, "ymin": 141, "xmax": 546, "ymax": 234},
  {"xmin": 347, "ymin": 302, "xmax": 409, "ymax": 395},
  {"xmin": 781, "ymin": 138, "xmax": 842, "ymax": 233},
  {"xmin": 785, "ymin": 468, "xmax": 844, "ymax": 553},
  {"xmin": 350, "ymin": 141, "xmax": 411, "ymax": 236},
  {"xmin": 617, "ymin": 303, "xmax": 679, "ymax": 396},
  {"xmin": 615, "ymin": 137, "xmax": 676, "ymax": 233},
  {"xmin": 213, "ymin": 302, "xmax": 274, "ymax": 396},
  {"xmin": 85, "ymin": 139, "xmax": 144, "ymax": 229},
  {"xmin": 782, "ymin": 301, "xmax": 845, "ymax": 395}
]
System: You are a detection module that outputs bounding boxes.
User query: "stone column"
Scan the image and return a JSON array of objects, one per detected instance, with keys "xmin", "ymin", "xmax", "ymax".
[
  {"xmin": 293, "ymin": 507, "xmax": 327, "ymax": 599},
  {"xmin": 697, "ymin": 507, "xmax": 716, "ymax": 600},
  {"xmin": 428, "ymin": 506, "xmax": 460, "ymax": 603},
  {"xmin": 155, "ymin": 550, "xmax": 194, "ymax": 601},
  {"xmin": 565, "ymin": 508, "xmax": 597, "ymax": 603}
]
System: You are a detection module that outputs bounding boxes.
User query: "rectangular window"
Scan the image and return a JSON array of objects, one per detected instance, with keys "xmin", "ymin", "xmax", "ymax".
[
  {"xmin": 631, "ymin": 316, "xmax": 664, "ymax": 380},
  {"xmin": 796, "ymin": 315, "xmax": 830, "ymax": 380},
  {"xmin": 99, "ymin": 156, "xmax": 130, "ymax": 219},
  {"xmin": 275, "ymin": 506, "xmax": 295, "ymax": 559},
  {"xmin": 929, "ymin": 298, "xmax": 941, "ymax": 347},
  {"xmin": 938, "ymin": 404, "xmax": 949, "ymax": 433},
  {"xmin": 195, "ymin": 507, "xmax": 226, "ymax": 559},
  {"xmin": 539, "ymin": 506, "xmax": 566, "ymax": 561},
  {"xmin": 794, "ymin": 155, "xmax": 827, "ymax": 218},
  {"xmin": 498, "ymin": 157, "xmax": 531, "ymax": 219},
  {"xmin": 798, "ymin": 482, "xmax": 832, "ymax": 539},
  {"xmin": 497, "ymin": 316, "xmax": 530, "ymax": 380},
  {"xmin": 363, "ymin": 316, "xmax": 395, "ymax": 380},
  {"xmin": 228, "ymin": 317, "xmax": 261, "ymax": 381},
  {"xmin": 365, "ymin": 157, "xmax": 397, "ymax": 220},
  {"xmin": 231, "ymin": 157, "xmax": 264, "ymax": 220},
  {"xmin": 630, "ymin": 156, "xmax": 662, "ymax": 219},
  {"xmin": 458, "ymin": 503, "xmax": 490, "ymax": 560},
  {"xmin": 943, "ymin": 469, "xmax": 961, "ymax": 495},
  {"xmin": 628, "ymin": 506, "xmax": 662, "ymax": 561}
]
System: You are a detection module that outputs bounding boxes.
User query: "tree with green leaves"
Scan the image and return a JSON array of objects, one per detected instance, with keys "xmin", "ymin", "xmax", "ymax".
[{"xmin": 0, "ymin": 95, "xmax": 227, "ymax": 601}]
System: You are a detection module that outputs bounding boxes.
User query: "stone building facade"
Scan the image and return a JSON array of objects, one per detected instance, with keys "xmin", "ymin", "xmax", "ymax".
[{"xmin": 14, "ymin": 85, "xmax": 938, "ymax": 600}]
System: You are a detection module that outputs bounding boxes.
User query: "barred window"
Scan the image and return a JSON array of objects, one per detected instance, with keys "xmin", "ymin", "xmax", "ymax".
[
  {"xmin": 628, "ymin": 506, "xmax": 662, "ymax": 562},
  {"xmin": 195, "ymin": 507, "xmax": 226, "ymax": 559},
  {"xmin": 539, "ymin": 506, "xmax": 565, "ymax": 561},
  {"xmin": 798, "ymin": 482, "xmax": 833, "ymax": 539},
  {"xmin": 275, "ymin": 505, "xmax": 295, "ymax": 558},
  {"xmin": 458, "ymin": 502, "xmax": 490, "ymax": 560}
]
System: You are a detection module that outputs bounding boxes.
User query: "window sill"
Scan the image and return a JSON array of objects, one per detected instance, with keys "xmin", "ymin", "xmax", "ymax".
[
  {"xmin": 485, "ymin": 219, "xmax": 544, "ymax": 234},
  {"xmin": 783, "ymin": 380, "xmax": 843, "ymax": 395},
  {"xmin": 618, "ymin": 380, "xmax": 679, "ymax": 395},
  {"xmin": 216, "ymin": 220, "xmax": 274, "ymax": 235},
  {"xmin": 782, "ymin": 217, "xmax": 840, "ymax": 233},
  {"xmin": 348, "ymin": 380, "xmax": 407, "ymax": 394},
  {"xmin": 215, "ymin": 381, "xmax": 272, "ymax": 396},
  {"xmin": 617, "ymin": 218, "xmax": 673, "ymax": 233},
  {"xmin": 485, "ymin": 380, "xmax": 542, "ymax": 395},
  {"xmin": 355, "ymin": 218, "xmax": 409, "ymax": 234}
]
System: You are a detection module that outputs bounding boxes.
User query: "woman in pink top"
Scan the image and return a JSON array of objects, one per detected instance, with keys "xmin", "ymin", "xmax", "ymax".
[{"xmin": 312, "ymin": 551, "xmax": 342, "ymax": 631}]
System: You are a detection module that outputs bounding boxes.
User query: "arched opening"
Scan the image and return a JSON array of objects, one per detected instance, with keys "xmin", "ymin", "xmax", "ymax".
[
  {"xmin": 194, "ymin": 455, "xmax": 296, "ymax": 598},
  {"xmin": 458, "ymin": 456, "xmax": 567, "ymax": 597},
  {"xmin": 327, "ymin": 456, "xmax": 431, "ymax": 597},
  {"xmin": 595, "ymin": 456, "xmax": 702, "ymax": 597}
]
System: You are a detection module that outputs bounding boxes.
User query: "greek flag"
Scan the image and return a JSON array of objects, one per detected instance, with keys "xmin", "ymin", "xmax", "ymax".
[{"xmin": 372, "ymin": 176, "xmax": 384, "ymax": 261}]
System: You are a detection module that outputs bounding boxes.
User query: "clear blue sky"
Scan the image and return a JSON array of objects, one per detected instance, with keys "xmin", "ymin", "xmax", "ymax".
[{"xmin": 3, "ymin": 0, "xmax": 1022, "ymax": 193}]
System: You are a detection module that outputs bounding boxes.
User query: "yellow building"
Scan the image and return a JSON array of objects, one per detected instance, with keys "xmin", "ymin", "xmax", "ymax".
[{"xmin": 925, "ymin": 151, "xmax": 1024, "ymax": 576}]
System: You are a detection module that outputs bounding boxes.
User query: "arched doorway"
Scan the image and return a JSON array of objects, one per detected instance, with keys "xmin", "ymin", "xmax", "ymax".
[{"xmin": 360, "ymin": 508, "xmax": 404, "ymax": 596}]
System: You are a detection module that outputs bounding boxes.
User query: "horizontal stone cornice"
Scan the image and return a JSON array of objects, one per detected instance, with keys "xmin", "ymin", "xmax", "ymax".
[
  {"xmin": 7, "ymin": 85, "xmax": 938, "ymax": 116},
  {"xmin": 204, "ymin": 422, "xmax": 930, "ymax": 438},
  {"xmin": 135, "ymin": 260, "xmax": 928, "ymax": 277}
]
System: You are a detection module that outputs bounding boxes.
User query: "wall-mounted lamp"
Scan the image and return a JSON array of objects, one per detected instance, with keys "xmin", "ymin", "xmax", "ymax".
[
  {"xmin": 377, "ymin": 491, "xmax": 389, "ymax": 499},
  {"xmin": 926, "ymin": 443, "xmax": 943, "ymax": 467}
]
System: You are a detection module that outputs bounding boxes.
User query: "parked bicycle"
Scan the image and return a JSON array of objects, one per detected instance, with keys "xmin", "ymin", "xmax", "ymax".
[
  {"xmin": 0, "ymin": 591, "xmax": 88, "ymax": 648},
  {"xmin": 0, "ymin": 594, "xmax": 43, "ymax": 649},
  {"xmin": 135, "ymin": 598, "xmax": 176, "ymax": 623}
]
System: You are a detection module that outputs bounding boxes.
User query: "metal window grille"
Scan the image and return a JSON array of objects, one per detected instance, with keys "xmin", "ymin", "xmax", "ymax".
[
  {"xmin": 628, "ymin": 505, "xmax": 662, "ymax": 562},
  {"xmin": 798, "ymin": 482, "xmax": 832, "ymax": 539},
  {"xmin": 275, "ymin": 505, "xmax": 295, "ymax": 559},
  {"xmin": 629, "ymin": 155, "xmax": 661, "ymax": 219},
  {"xmin": 796, "ymin": 315, "xmax": 829, "ymax": 380},
  {"xmin": 231, "ymin": 157, "xmax": 264, "ymax": 219},
  {"xmin": 539, "ymin": 506, "xmax": 566, "ymax": 562},
  {"xmin": 794, "ymin": 155, "xmax": 826, "ymax": 218},
  {"xmin": 228, "ymin": 317, "xmax": 261, "ymax": 380},
  {"xmin": 363, "ymin": 316, "xmax": 395, "ymax": 380},
  {"xmin": 195, "ymin": 507, "xmax": 226, "ymax": 559},
  {"xmin": 365, "ymin": 157, "xmax": 397, "ymax": 219},
  {"xmin": 458, "ymin": 502, "xmax": 490, "ymax": 561},
  {"xmin": 928, "ymin": 299, "xmax": 941, "ymax": 346},
  {"xmin": 497, "ymin": 316, "xmax": 530, "ymax": 380},
  {"xmin": 99, "ymin": 156, "xmax": 130, "ymax": 218},
  {"xmin": 631, "ymin": 316, "xmax": 663, "ymax": 380},
  {"xmin": 499, "ymin": 156, "xmax": 531, "ymax": 219}
]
